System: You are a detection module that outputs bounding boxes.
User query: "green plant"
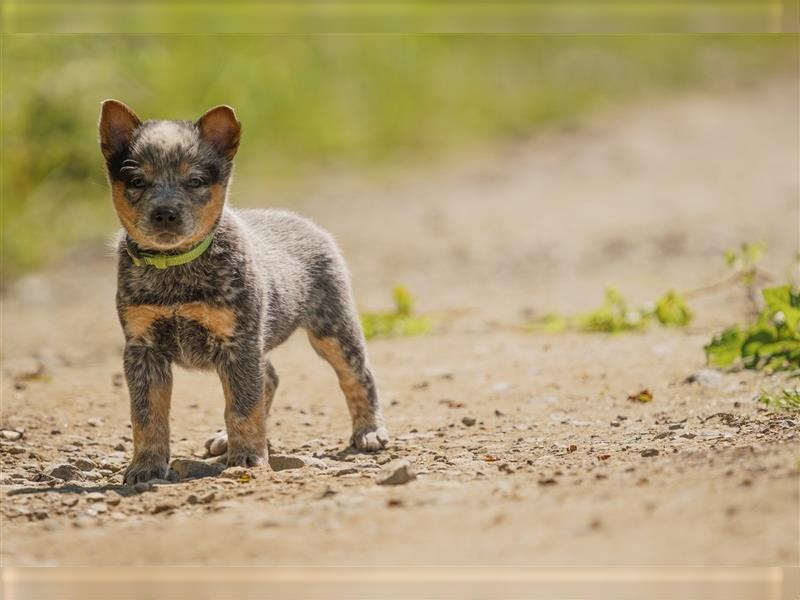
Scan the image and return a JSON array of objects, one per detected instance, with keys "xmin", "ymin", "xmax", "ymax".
[
  {"xmin": 360, "ymin": 285, "xmax": 432, "ymax": 340},
  {"xmin": 705, "ymin": 285, "xmax": 800, "ymax": 373},
  {"xmin": 757, "ymin": 388, "xmax": 800, "ymax": 412},
  {"xmin": 724, "ymin": 241, "xmax": 765, "ymax": 285},
  {"xmin": 528, "ymin": 288, "xmax": 692, "ymax": 334}
]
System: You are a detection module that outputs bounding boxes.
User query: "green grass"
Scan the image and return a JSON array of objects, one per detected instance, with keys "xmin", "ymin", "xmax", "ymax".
[
  {"xmin": 361, "ymin": 285, "xmax": 432, "ymax": 340},
  {"xmin": 758, "ymin": 389, "xmax": 800, "ymax": 412},
  {"xmin": 2, "ymin": 35, "xmax": 796, "ymax": 277}
]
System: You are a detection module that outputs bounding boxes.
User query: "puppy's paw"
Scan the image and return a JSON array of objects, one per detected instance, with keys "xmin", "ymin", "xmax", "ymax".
[
  {"xmin": 351, "ymin": 426, "xmax": 389, "ymax": 452},
  {"xmin": 123, "ymin": 459, "xmax": 169, "ymax": 485},
  {"xmin": 204, "ymin": 430, "xmax": 228, "ymax": 456},
  {"xmin": 226, "ymin": 452, "xmax": 264, "ymax": 468}
]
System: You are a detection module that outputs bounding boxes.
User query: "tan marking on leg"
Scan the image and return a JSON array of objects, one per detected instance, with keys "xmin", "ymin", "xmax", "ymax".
[
  {"xmin": 131, "ymin": 380, "xmax": 171, "ymax": 463},
  {"xmin": 177, "ymin": 302, "xmax": 236, "ymax": 339},
  {"xmin": 221, "ymin": 373, "xmax": 266, "ymax": 459},
  {"xmin": 307, "ymin": 334, "xmax": 372, "ymax": 426},
  {"xmin": 122, "ymin": 304, "xmax": 173, "ymax": 339}
]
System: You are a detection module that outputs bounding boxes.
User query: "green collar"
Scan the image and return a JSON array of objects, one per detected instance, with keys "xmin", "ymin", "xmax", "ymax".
[{"xmin": 127, "ymin": 233, "xmax": 214, "ymax": 269}]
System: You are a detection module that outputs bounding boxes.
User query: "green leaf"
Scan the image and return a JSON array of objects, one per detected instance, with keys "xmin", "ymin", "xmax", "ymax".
[
  {"xmin": 705, "ymin": 326, "xmax": 746, "ymax": 368},
  {"xmin": 654, "ymin": 290, "xmax": 693, "ymax": 327},
  {"xmin": 361, "ymin": 285, "xmax": 432, "ymax": 340},
  {"xmin": 763, "ymin": 286, "xmax": 800, "ymax": 334}
]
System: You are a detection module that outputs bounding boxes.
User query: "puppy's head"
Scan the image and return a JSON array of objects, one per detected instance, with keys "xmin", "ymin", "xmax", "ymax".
[{"xmin": 99, "ymin": 100, "xmax": 240, "ymax": 251}]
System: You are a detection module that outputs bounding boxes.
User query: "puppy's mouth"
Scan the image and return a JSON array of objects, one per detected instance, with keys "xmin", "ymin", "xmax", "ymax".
[{"xmin": 143, "ymin": 231, "xmax": 191, "ymax": 251}]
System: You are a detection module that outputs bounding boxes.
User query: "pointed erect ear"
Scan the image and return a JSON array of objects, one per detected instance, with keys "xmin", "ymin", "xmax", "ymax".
[
  {"xmin": 196, "ymin": 105, "xmax": 241, "ymax": 160},
  {"xmin": 98, "ymin": 100, "xmax": 141, "ymax": 160}
]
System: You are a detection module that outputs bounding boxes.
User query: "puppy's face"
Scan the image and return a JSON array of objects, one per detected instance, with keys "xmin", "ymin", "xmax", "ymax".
[{"xmin": 99, "ymin": 100, "xmax": 241, "ymax": 251}]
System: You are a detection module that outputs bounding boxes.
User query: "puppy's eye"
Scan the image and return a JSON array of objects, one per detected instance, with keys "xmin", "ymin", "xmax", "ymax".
[
  {"xmin": 128, "ymin": 176, "xmax": 146, "ymax": 189},
  {"xmin": 186, "ymin": 177, "xmax": 205, "ymax": 189}
]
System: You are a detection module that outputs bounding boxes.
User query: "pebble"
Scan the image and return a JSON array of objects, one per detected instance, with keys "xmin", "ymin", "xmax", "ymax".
[
  {"xmin": 461, "ymin": 416, "xmax": 477, "ymax": 427},
  {"xmin": 334, "ymin": 467, "xmax": 359, "ymax": 477},
  {"xmin": 3, "ymin": 445, "xmax": 26, "ymax": 455},
  {"xmin": 220, "ymin": 466, "xmax": 254, "ymax": 480},
  {"xmin": 186, "ymin": 491, "xmax": 216, "ymax": 505},
  {"xmin": 152, "ymin": 503, "xmax": 175, "ymax": 515},
  {"xmin": 47, "ymin": 463, "xmax": 82, "ymax": 481},
  {"xmin": 268, "ymin": 454, "xmax": 307, "ymax": 472},
  {"xmin": 640, "ymin": 449, "xmax": 659, "ymax": 457},
  {"xmin": 1, "ymin": 429, "xmax": 23, "ymax": 441},
  {"xmin": 61, "ymin": 496, "xmax": 80, "ymax": 507},
  {"xmin": 87, "ymin": 418, "xmax": 103, "ymax": 427},
  {"xmin": 70, "ymin": 457, "xmax": 97, "ymax": 471},
  {"xmin": 133, "ymin": 482, "xmax": 153, "ymax": 494},
  {"xmin": 685, "ymin": 369, "xmax": 723, "ymax": 388},
  {"xmin": 170, "ymin": 458, "xmax": 224, "ymax": 480},
  {"xmin": 85, "ymin": 492, "xmax": 106, "ymax": 502},
  {"xmin": 376, "ymin": 459, "xmax": 416, "ymax": 486}
]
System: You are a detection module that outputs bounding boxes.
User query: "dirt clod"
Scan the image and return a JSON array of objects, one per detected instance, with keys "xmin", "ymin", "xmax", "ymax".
[{"xmin": 376, "ymin": 459, "xmax": 416, "ymax": 486}]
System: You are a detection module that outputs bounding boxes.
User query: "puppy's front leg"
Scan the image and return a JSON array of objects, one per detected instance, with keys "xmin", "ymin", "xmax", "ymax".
[
  {"xmin": 218, "ymin": 349, "xmax": 267, "ymax": 468},
  {"xmin": 122, "ymin": 343, "xmax": 172, "ymax": 485}
]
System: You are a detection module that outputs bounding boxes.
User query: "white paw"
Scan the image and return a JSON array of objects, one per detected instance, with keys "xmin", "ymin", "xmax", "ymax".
[
  {"xmin": 204, "ymin": 429, "xmax": 228, "ymax": 456},
  {"xmin": 351, "ymin": 426, "xmax": 389, "ymax": 452}
]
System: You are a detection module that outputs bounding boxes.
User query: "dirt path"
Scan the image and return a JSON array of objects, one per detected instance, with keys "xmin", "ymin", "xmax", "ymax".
[{"xmin": 1, "ymin": 79, "xmax": 798, "ymax": 576}]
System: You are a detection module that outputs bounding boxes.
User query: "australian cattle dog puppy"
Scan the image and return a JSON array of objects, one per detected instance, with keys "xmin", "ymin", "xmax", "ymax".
[{"xmin": 98, "ymin": 100, "xmax": 388, "ymax": 484}]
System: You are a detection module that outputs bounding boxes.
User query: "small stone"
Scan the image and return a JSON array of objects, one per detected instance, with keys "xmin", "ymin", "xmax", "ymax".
[
  {"xmin": 538, "ymin": 477, "xmax": 557, "ymax": 486},
  {"xmin": 47, "ymin": 463, "xmax": 81, "ymax": 481},
  {"xmin": 61, "ymin": 496, "xmax": 80, "ymax": 507},
  {"xmin": 170, "ymin": 458, "xmax": 224, "ymax": 480},
  {"xmin": 133, "ymin": 482, "xmax": 153, "ymax": 494},
  {"xmin": 220, "ymin": 466, "xmax": 254, "ymax": 480},
  {"xmin": 268, "ymin": 454, "xmax": 306, "ymax": 472},
  {"xmin": 1, "ymin": 429, "xmax": 23, "ymax": 441},
  {"xmin": 33, "ymin": 510, "xmax": 49, "ymax": 520},
  {"xmin": 376, "ymin": 459, "xmax": 416, "ymax": 486},
  {"xmin": 461, "ymin": 416, "xmax": 476, "ymax": 427},
  {"xmin": 319, "ymin": 486, "xmax": 338, "ymax": 499},
  {"xmin": 70, "ymin": 457, "xmax": 97, "ymax": 471},
  {"xmin": 114, "ymin": 443, "xmax": 126, "ymax": 452},
  {"xmin": 186, "ymin": 494, "xmax": 200, "ymax": 505},
  {"xmin": 85, "ymin": 492, "xmax": 106, "ymax": 502},
  {"xmin": 335, "ymin": 467, "xmax": 359, "ymax": 477},
  {"xmin": 106, "ymin": 494, "xmax": 122, "ymax": 506},
  {"xmin": 685, "ymin": 369, "xmax": 723, "ymax": 388},
  {"xmin": 199, "ymin": 491, "xmax": 216, "ymax": 504},
  {"xmin": 151, "ymin": 503, "xmax": 175, "ymax": 514},
  {"xmin": 640, "ymin": 449, "xmax": 659, "ymax": 457},
  {"xmin": 4, "ymin": 445, "xmax": 26, "ymax": 455},
  {"xmin": 87, "ymin": 418, "xmax": 103, "ymax": 427}
]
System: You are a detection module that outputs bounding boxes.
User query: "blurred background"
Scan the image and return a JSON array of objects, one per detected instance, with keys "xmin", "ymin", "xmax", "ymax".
[
  {"xmin": 2, "ymin": 35, "xmax": 796, "ymax": 279},
  {"xmin": 2, "ymin": 15, "xmax": 800, "ymax": 594}
]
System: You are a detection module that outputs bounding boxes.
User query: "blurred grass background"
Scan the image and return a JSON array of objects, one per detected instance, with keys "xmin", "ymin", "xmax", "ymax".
[{"xmin": 1, "ymin": 34, "xmax": 796, "ymax": 279}]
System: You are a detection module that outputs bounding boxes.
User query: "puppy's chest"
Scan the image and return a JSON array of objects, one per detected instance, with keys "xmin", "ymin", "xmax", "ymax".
[{"xmin": 121, "ymin": 300, "xmax": 238, "ymax": 368}]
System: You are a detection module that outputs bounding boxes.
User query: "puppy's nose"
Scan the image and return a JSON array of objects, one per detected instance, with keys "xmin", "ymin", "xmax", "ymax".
[{"xmin": 150, "ymin": 206, "xmax": 179, "ymax": 226}]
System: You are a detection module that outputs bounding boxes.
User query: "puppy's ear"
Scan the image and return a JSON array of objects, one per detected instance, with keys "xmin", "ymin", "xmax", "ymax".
[
  {"xmin": 196, "ymin": 105, "xmax": 241, "ymax": 160},
  {"xmin": 99, "ymin": 100, "xmax": 142, "ymax": 160}
]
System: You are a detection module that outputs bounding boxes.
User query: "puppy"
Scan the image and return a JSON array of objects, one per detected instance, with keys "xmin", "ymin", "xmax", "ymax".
[{"xmin": 98, "ymin": 100, "xmax": 388, "ymax": 484}]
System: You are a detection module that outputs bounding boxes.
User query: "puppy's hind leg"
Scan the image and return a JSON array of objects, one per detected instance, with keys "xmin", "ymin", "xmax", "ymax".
[
  {"xmin": 306, "ymin": 316, "xmax": 388, "ymax": 452},
  {"xmin": 205, "ymin": 358, "xmax": 278, "ymax": 458}
]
